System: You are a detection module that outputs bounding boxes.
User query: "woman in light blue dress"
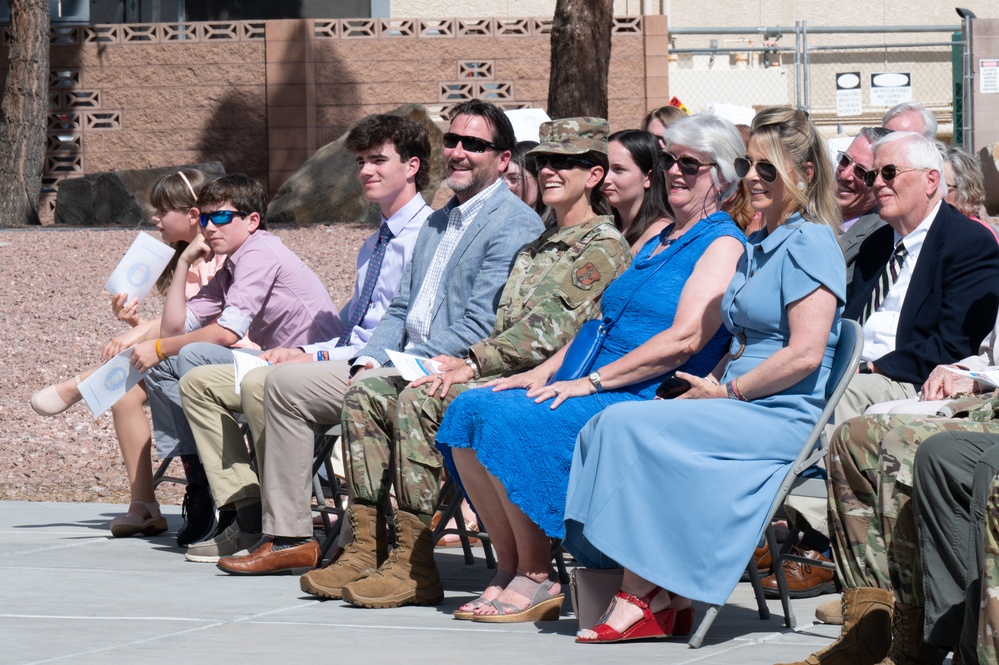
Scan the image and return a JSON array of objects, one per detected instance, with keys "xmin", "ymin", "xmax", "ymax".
[
  {"xmin": 566, "ymin": 107, "xmax": 846, "ymax": 643},
  {"xmin": 434, "ymin": 115, "xmax": 749, "ymax": 623}
]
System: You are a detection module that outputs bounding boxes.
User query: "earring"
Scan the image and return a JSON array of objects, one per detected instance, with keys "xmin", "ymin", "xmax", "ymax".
[{"xmin": 796, "ymin": 181, "xmax": 806, "ymax": 192}]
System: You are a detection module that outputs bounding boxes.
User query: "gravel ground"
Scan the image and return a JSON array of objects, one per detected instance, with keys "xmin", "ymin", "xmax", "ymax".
[{"xmin": 0, "ymin": 224, "xmax": 371, "ymax": 506}]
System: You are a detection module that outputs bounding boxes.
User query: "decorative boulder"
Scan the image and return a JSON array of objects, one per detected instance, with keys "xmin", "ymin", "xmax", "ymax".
[
  {"xmin": 54, "ymin": 162, "xmax": 226, "ymax": 227},
  {"xmin": 267, "ymin": 104, "xmax": 444, "ymax": 226}
]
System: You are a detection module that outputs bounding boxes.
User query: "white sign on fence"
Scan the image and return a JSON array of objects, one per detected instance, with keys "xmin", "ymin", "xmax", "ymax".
[
  {"xmin": 981, "ymin": 59, "xmax": 999, "ymax": 94},
  {"xmin": 870, "ymin": 72, "xmax": 912, "ymax": 107},
  {"xmin": 835, "ymin": 72, "xmax": 862, "ymax": 117}
]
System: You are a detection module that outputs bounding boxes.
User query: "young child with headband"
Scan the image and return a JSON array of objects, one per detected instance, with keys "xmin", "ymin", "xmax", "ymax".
[{"xmin": 30, "ymin": 169, "xmax": 237, "ymax": 538}]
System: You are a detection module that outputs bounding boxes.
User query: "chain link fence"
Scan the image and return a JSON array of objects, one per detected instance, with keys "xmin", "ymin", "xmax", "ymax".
[{"xmin": 666, "ymin": 23, "xmax": 966, "ymax": 144}]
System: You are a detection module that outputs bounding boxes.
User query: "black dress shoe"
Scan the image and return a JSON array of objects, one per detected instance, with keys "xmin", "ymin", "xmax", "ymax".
[{"xmin": 177, "ymin": 484, "xmax": 217, "ymax": 547}]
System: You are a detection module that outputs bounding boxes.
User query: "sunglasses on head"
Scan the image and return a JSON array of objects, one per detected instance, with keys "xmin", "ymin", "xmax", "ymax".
[
  {"xmin": 734, "ymin": 157, "xmax": 779, "ymax": 183},
  {"xmin": 658, "ymin": 152, "xmax": 716, "ymax": 176},
  {"xmin": 836, "ymin": 152, "xmax": 873, "ymax": 185},
  {"xmin": 199, "ymin": 210, "xmax": 249, "ymax": 227},
  {"xmin": 860, "ymin": 164, "xmax": 929, "ymax": 188},
  {"xmin": 442, "ymin": 132, "xmax": 501, "ymax": 153},
  {"xmin": 531, "ymin": 154, "xmax": 596, "ymax": 171}
]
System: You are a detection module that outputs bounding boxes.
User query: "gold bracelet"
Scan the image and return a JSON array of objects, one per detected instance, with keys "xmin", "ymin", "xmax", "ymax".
[{"xmin": 155, "ymin": 338, "xmax": 167, "ymax": 361}]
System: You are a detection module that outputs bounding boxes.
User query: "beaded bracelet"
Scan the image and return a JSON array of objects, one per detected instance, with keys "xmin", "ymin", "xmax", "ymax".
[
  {"xmin": 155, "ymin": 338, "xmax": 167, "ymax": 361},
  {"xmin": 730, "ymin": 379, "xmax": 749, "ymax": 402}
]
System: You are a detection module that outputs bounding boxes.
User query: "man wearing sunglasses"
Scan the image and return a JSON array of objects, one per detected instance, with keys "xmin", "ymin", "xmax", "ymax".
[
  {"xmin": 835, "ymin": 130, "xmax": 999, "ymax": 423},
  {"xmin": 130, "ymin": 174, "xmax": 342, "ymax": 546},
  {"xmin": 836, "ymin": 127, "xmax": 892, "ymax": 282},
  {"xmin": 209, "ymin": 99, "xmax": 544, "ymax": 577}
]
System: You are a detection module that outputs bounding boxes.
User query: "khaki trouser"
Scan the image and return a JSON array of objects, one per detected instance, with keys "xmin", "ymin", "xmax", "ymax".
[{"xmin": 180, "ymin": 361, "xmax": 351, "ymax": 537}]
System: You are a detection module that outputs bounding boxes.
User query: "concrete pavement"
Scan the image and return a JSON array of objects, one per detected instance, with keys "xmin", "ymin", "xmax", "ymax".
[{"xmin": 2, "ymin": 500, "xmax": 866, "ymax": 665}]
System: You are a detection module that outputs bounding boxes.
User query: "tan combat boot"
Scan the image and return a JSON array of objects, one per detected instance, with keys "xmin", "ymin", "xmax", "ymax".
[
  {"xmin": 299, "ymin": 503, "xmax": 387, "ymax": 599},
  {"xmin": 341, "ymin": 510, "xmax": 444, "ymax": 608},
  {"xmin": 877, "ymin": 603, "xmax": 944, "ymax": 665},
  {"xmin": 776, "ymin": 587, "xmax": 894, "ymax": 665}
]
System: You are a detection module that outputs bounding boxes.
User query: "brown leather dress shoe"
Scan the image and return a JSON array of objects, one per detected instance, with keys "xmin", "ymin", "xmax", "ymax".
[
  {"xmin": 760, "ymin": 546, "xmax": 836, "ymax": 598},
  {"xmin": 753, "ymin": 543, "xmax": 772, "ymax": 574},
  {"xmin": 217, "ymin": 538, "xmax": 320, "ymax": 576}
]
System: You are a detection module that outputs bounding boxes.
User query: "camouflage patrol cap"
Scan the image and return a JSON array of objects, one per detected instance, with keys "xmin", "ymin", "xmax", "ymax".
[{"xmin": 528, "ymin": 117, "xmax": 609, "ymax": 156}]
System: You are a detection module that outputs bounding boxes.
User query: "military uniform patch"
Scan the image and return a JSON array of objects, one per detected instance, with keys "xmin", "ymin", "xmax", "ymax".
[{"xmin": 573, "ymin": 262, "xmax": 601, "ymax": 289}]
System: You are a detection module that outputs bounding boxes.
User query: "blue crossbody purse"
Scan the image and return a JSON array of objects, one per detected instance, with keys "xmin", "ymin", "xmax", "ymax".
[{"xmin": 549, "ymin": 232, "xmax": 676, "ymax": 383}]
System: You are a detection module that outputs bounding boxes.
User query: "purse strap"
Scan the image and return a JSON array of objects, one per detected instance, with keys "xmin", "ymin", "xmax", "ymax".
[{"xmin": 599, "ymin": 221, "xmax": 688, "ymax": 331}]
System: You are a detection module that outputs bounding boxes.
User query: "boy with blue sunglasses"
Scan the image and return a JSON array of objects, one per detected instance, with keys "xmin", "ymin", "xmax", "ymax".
[{"xmin": 130, "ymin": 174, "xmax": 341, "ymax": 546}]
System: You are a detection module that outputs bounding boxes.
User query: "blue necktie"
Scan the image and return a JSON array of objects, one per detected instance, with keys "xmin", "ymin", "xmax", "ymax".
[{"xmin": 336, "ymin": 223, "xmax": 393, "ymax": 347}]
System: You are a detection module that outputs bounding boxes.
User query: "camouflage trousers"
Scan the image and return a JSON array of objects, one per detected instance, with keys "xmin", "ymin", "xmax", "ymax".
[
  {"xmin": 829, "ymin": 414, "xmax": 999, "ymax": 607},
  {"xmin": 982, "ymin": 469, "xmax": 999, "ymax": 664},
  {"xmin": 340, "ymin": 374, "xmax": 473, "ymax": 517}
]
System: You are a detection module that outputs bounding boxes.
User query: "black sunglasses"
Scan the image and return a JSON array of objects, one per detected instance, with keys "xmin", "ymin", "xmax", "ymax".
[
  {"xmin": 199, "ymin": 210, "xmax": 249, "ymax": 227},
  {"xmin": 531, "ymin": 154, "xmax": 596, "ymax": 171},
  {"xmin": 836, "ymin": 152, "xmax": 873, "ymax": 185},
  {"xmin": 734, "ymin": 157, "xmax": 779, "ymax": 183},
  {"xmin": 659, "ymin": 152, "xmax": 716, "ymax": 176},
  {"xmin": 860, "ymin": 164, "xmax": 929, "ymax": 188},
  {"xmin": 442, "ymin": 132, "xmax": 501, "ymax": 153}
]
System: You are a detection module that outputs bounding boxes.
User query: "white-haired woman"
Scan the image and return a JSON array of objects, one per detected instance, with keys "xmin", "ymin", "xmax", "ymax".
[{"xmin": 434, "ymin": 114, "xmax": 748, "ymax": 623}]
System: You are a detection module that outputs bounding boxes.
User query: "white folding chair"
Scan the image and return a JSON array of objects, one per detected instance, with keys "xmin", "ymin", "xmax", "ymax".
[{"xmin": 688, "ymin": 319, "xmax": 863, "ymax": 648}]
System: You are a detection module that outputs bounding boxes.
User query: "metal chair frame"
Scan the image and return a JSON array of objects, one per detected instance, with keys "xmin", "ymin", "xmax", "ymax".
[{"xmin": 687, "ymin": 319, "xmax": 863, "ymax": 648}]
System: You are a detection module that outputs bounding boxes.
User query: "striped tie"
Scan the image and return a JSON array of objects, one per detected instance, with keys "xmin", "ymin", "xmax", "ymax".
[{"xmin": 861, "ymin": 240, "xmax": 907, "ymax": 324}]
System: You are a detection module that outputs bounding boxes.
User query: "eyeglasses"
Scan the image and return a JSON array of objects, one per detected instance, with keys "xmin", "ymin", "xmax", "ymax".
[
  {"xmin": 199, "ymin": 210, "xmax": 249, "ymax": 227},
  {"xmin": 734, "ymin": 157, "xmax": 779, "ymax": 183},
  {"xmin": 860, "ymin": 164, "xmax": 929, "ymax": 188},
  {"xmin": 531, "ymin": 154, "xmax": 596, "ymax": 171},
  {"xmin": 658, "ymin": 152, "xmax": 716, "ymax": 176},
  {"xmin": 503, "ymin": 173, "xmax": 525, "ymax": 184},
  {"xmin": 442, "ymin": 132, "xmax": 501, "ymax": 153},
  {"xmin": 836, "ymin": 152, "xmax": 873, "ymax": 185}
]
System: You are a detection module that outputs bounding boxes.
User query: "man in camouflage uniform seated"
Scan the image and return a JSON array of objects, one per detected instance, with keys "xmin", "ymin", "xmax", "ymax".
[
  {"xmin": 302, "ymin": 117, "xmax": 631, "ymax": 609},
  {"xmin": 782, "ymin": 396, "xmax": 999, "ymax": 665}
]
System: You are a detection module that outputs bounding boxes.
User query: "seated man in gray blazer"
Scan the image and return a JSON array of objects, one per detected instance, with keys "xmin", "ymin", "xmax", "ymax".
[
  {"xmin": 214, "ymin": 99, "xmax": 545, "ymax": 576},
  {"xmin": 836, "ymin": 126, "xmax": 891, "ymax": 282}
]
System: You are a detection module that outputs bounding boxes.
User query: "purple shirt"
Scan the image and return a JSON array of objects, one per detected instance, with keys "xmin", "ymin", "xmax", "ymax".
[{"xmin": 184, "ymin": 230, "xmax": 341, "ymax": 350}]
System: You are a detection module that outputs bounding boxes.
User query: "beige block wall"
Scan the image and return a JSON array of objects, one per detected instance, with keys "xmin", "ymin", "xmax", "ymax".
[{"xmin": 0, "ymin": 18, "xmax": 653, "ymax": 222}]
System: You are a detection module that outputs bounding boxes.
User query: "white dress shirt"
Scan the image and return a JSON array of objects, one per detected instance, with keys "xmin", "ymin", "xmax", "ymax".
[
  {"xmin": 863, "ymin": 200, "xmax": 942, "ymax": 361},
  {"xmin": 301, "ymin": 192, "xmax": 430, "ymax": 361}
]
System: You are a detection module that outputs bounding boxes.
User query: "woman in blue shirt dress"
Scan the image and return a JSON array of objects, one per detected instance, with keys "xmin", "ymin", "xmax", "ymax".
[
  {"xmin": 434, "ymin": 115, "xmax": 749, "ymax": 623},
  {"xmin": 565, "ymin": 107, "xmax": 846, "ymax": 643}
]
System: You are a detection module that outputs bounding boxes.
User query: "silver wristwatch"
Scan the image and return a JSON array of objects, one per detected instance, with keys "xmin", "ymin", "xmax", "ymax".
[
  {"xmin": 588, "ymin": 370, "xmax": 604, "ymax": 392},
  {"xmin": 464, "ymin": 357, "xmax": 481, "ymax": 380}
]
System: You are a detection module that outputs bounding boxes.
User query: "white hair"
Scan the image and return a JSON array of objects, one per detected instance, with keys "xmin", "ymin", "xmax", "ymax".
[
  {"xmin": 663, "ymin": 114, "xmax": 744, "ymax": 200},
  {"xmin": 882, "ymin": 102, "xmax": 938, "ymax": 140},
  {"xmin": 873, "ymin": 131, "xmax": 945, "ymax": 196}
]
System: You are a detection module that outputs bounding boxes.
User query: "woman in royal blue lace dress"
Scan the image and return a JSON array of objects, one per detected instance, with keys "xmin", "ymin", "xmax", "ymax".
[{"xmin": 434, "ymin": 115, "xmax": 748, "ymax": 623}]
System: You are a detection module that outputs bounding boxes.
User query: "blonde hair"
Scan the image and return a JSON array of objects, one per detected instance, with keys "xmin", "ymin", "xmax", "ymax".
[{"xmin": 749, "ymin": 107, "xmax": 841, "ymax": 229}]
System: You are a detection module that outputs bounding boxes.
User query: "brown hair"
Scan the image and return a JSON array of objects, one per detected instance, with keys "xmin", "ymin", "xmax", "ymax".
[
  {"xmin": 344, "ymin": 114, "xmax": 432, "ymax": 192},
  {"xmin": 152, "ymin": 169, "xmax": 213, "ymax": 295},
  {"xmin": 199, "ymin": 174, "xmax": 269, "ymax": 229}
]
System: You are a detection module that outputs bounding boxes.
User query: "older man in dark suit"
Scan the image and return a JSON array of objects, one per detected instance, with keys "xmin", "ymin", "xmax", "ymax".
[
  {"xmin": 836, "ymin": 127, "xmax": 891, "ymax": 283},
  {"xmin": 834, "ymin": 130, "xmax": 999, "ymax": 423}
]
